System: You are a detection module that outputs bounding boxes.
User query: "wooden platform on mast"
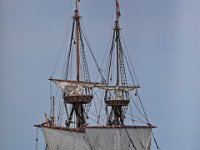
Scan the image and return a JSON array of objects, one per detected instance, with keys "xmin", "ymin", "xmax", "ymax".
[
  {"xmin": 64, "ymin": 94, "xmax": 93, "ymax": 104},
  {"xmin": 105, "ymin": 99, "xmax": 130, "ymax": 106}
]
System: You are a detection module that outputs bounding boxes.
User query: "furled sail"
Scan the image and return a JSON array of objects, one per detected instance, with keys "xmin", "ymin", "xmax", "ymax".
[
  {"xmin": 96, "ymin": 85, "xmax": 140, "ymax": 91},
  {"xmin": 49, "ymin": 78, "xmax": 105, "ymax": 94}
]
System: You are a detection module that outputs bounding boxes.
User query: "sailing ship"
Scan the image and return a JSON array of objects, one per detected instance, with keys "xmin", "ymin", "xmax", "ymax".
[{"xmin": 35, "ymin": 0, "xmax": 157, "ymax": 149}]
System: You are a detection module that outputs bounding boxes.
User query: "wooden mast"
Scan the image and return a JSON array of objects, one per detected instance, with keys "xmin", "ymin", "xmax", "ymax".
[
  {"xmin": 105, "ymin": 0, "xmax": 131, "ymax": 126},
  {"xmin": 75, "ymin": 0, "xmax": 80, "ymax": 81},
  {"xmin": 74, "ymin": 0, "xmax": 82, "ymax": 128},
  {"xmin": 115, "ymin": 0, "xmax": 120, "ymax": 86},
  {"xmin": 63, "ymin": 0, "xmax": 93, "ymax": 129}
]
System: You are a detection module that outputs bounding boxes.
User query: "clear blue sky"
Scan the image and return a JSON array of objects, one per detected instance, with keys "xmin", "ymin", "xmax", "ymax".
[{"xmin": 0, "ymin": 0, "xmax": 199, "ymax": 149}]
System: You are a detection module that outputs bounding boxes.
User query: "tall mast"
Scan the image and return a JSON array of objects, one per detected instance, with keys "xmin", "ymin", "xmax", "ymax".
[
  {"xmin": 104, "ymin": 0, "xmax": 138, "ymax": 126},
  {"xmin": 75, "ymin": 0, "xmax": 80, "ymax": 81},
  {"xmin": 61, "ymin": 0, "xmax": 94, "ymax": 129},
  {"xmin": 115, "ymin": 0, "xmax": 120, "ymax": 86},
  {"xmin": 115, "ymin": 0, "xmax": 119, "ymax": 22}
]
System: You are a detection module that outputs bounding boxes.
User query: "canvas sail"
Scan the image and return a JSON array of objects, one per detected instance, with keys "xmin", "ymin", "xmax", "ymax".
[
  {"xmin": 50, "ymin": 78, "xmax": 105, "ymax": 94},
  {"xmin": 42, "ymin": 126, "xmax": 152, "ymax": 150}
]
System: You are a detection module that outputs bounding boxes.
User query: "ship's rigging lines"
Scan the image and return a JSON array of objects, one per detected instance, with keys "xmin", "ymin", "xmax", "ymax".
[
  {"xmin": 48, "ymin": 22, "xmax": 152, "ymax": 129},
  {"xmin": 101, "ymin": 10, "xmax": 142, "ymax": 126},
  {"xmin": 44, "ymin": 0, "xmax": 155, "ymax": 131},
  {"xmin": 35, "ymin": 0, "xmax": 161, "ymax": 150}
]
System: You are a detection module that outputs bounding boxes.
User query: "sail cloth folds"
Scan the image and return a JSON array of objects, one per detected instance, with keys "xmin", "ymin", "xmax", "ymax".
[
  {"xmin": 96, "ymin": 85, "xmax": 140, "ymax": 92},
  {"xmin": 49, "ymin": 78, "xmax": 105, "ymax": 94},
  {"xmin": 42, "ymin": 127, "xmax": 90, "ymax": 150},
  {"xmin": 41, "ymin": 126, "xmax": 152, "ymax": 150}
]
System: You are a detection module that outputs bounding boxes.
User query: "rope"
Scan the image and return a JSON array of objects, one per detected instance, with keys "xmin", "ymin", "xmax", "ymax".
[
  {"xmin": 92, "ymin": 93, "xmax": 99, "ymax": 123},
  {"xmin": 121, "ymin": 31, "xmax": 139, "ymax": 85},
  {"xmin": 130, "ymin": 95, "xmax": 148, "ymax": 122},
  {"xmin": 124, "ymin": 127, "xmax": 137, "ymax": 150},
  {"xmin": 106, "ymin": 29, "xmax": 115, "ymax": 85},
  {"xmin": 126, "ymin": 112, "xmax": 148, "ymax": 124},
  {"xmin": 95, "ymin": 90, "xmax": 106, "ymax": 124},
  {"xmin": 152, "ymin": 131, "xmax": 161, "ymax": 150},
  {"xmin": 120, "ymin": 65, "xmax": 150, "ymax": 124},
  {"xmin": 123, "ymin": 48, "xmax": 137, "ymax": 86},
  {"xmin": 96, "ymin": 21, "xmax": 114, "ymax": 83},
  {"xmin": 128, "ymin": 95, "xmax": 134, "ymax": 124},
  {"xmin": 35, "ymin": 128, "xmax": 38, "ymax": 150},
  {"xmin": 79, "ymin": 21, "xmax": 105, "ymax": 82},
  {"xmin": 51, "ymin": 0, "xmax": 73, "ymax": 77},
  {"xmin": 135, "ymin": 89, "xmax": 150, "ymax": 123},
  {"xmin": 83, "ymin": 132, "xmax": 93, "ymax": 150},
  {"xmin": 120, "ymin": 31, "xmax": 151, "ymax": 123},
  {"xmin": 65, "ymin": 18, "xmax": 75, "ymax": 79},
  {"xmin": 88, "ymin": 110, "xmax": 105, "ymax": 125}
]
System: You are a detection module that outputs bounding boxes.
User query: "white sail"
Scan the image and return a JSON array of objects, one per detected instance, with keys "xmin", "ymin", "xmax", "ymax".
[
  {"xmin": 96, "ymin": 85, "xmax": 140, "ymax": 91},
  {"xmin": 42, "ymin": 127, "xmax": 90, "ymax": 150},
  {"xmin": 42, "ymin": 126, "xmax": 152, "ymax": 150},
  {"xmin": 49, "ymin": 78, "xmax": 105, "ymax": 93}
]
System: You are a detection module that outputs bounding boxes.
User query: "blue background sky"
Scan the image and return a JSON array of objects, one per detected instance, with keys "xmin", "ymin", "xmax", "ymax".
[{"xmin": 0, "ymin": 0, "xmax": 199, "ymax": 149}]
